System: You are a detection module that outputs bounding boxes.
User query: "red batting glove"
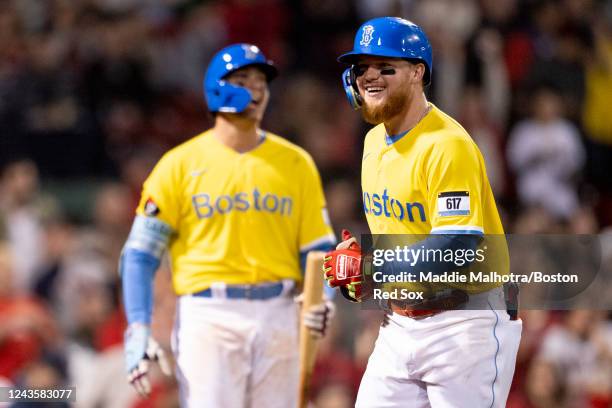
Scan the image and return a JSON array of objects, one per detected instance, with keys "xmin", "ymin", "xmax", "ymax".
[
  {"xmin": 323, "ymin": 230, "xmax": 371, "ymax": 302},
  {"xmin": 324, "ymin": 229, "xmax": 362, "ymax": 287}
]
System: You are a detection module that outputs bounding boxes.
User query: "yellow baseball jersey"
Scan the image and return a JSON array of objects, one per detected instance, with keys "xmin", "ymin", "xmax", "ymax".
[
  {"xmin": 137, "ymin": 130, "xmax": 335, "ymax": 295},
  {"xmin": 362, "ymin": 103, "xmax": 507, "ymax": 293}
]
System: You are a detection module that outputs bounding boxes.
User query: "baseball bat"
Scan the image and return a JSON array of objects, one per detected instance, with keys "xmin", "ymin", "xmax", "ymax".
[{"xmin": 298, "ymin": 250, "xmax": 326, "ymax": 408}]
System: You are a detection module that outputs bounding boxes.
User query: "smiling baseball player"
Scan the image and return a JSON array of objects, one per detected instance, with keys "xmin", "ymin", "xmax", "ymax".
[
  {"xmin": 324, "ymin": 17, "xmax": 522, "ymax": 407},
  {"xmin": 120, "ymin": 43, "xmax": 336, "ymax": 407}
]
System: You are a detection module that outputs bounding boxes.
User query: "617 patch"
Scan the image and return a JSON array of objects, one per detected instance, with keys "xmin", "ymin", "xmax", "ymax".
[{"xmin": 437, "ymin": 191, "xmax": 470, "ymax": 216}]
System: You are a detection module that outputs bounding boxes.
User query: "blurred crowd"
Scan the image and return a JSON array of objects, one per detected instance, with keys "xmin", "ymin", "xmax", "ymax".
[{"xmin": 0, "ymin": 0, "xmax": 611, "ymax": 407}]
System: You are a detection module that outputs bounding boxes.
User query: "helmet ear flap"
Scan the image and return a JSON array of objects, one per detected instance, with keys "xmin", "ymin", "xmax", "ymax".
[
  {"xmin": 342, "ymin": 67, "xmax": 363, "ymax": 110},
  {"xmin": 206, "ymin": 80, "xmax": 252, "ymax": 113}
]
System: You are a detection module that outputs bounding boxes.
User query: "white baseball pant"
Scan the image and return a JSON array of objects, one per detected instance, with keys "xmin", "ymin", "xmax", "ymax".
[
  {"xmin": 356, "ymin": 287, "xmax": 522, "ymax": 408},
  {"xmin": 172, "ymin": 285, "xmax": 298, "ymax": 407}
]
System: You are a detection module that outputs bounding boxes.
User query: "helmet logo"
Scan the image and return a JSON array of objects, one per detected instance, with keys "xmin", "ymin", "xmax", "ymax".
[
  {"xmin": 359, "ymin": 25, "xmax": 375, "ymax": 47},
  {"xmin": 241, "ymin": 44, "xmax": 259, "ymax": 60}
]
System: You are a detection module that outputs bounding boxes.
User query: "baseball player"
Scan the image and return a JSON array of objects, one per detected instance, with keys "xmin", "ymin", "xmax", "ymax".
[
  {"xmin": 120, "ymin": 43, "xmax": 336, "ymax": 407},
  {"xmin": 324, "ymin": 17, "xmax": 522, "ymax": 407}
]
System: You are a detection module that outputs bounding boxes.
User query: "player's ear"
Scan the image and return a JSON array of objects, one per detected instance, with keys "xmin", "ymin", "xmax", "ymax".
[{"xmin": 411, "ymin": 63, "xmax": 426, "ymax": 84}]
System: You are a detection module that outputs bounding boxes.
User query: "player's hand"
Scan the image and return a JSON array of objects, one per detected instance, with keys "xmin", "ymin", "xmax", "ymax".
[
  {"xmin": 323, "ymin": 229, "xmax": 371, "ymax": 302},
  {"xmin": 324, "ymin": 229, "xmax": 362, "ymax": 287},
  {"xmin": 295, "ymin": 294, "xmax": 336, "ymax": 338},
  {"xmin": 124, "ymin": 323, "xmax": 172, "ymax": 397}
]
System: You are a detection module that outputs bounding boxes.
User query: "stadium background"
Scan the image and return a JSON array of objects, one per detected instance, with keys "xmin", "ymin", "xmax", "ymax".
[{"xmin": 0, "ymin": 0, "xmax": 611, "ymax": 407}]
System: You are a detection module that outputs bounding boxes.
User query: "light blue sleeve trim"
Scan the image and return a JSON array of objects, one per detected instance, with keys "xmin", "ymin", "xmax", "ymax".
[
  {"xmin": 431, "ymin": 229, "xmax": 484, "ymax": 235},
  {"xmin": 430, "ymin": 225, "xmax": 484, "ymax": 235},
  {"xmin": 124, "ymin": 215, "xmax": 173, "ymax": 259}
]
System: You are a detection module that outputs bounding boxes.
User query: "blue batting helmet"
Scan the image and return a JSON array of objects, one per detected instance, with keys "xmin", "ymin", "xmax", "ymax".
[
  {"xmin": 204, "ymin": 43, "xmax": 278, "ymax": 113},
  {"xmin": 338, "ymin": 17, "xmax": 432, "ymax": 109}
]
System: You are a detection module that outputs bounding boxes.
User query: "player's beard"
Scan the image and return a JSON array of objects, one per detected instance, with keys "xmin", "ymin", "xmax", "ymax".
[{"xmin": 361, "ymin": 87, "xmax": 409, "ymax": 125}]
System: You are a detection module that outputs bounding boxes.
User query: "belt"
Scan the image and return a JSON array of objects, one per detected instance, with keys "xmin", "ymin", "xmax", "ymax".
[
  {"xmin": 192, "ymin": 281, "xmax": 288, "ymax": 300},
  {"xmin": 389, "ymin": 289, "xmax": 470, "ymax": 319}
]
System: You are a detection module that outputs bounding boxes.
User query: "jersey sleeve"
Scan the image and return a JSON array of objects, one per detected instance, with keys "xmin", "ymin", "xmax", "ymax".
[
  {"xmin": 425, "ymin": 137, "xmax": 485, "ymax": 235},
  {"xmin": 136, "ymin": 152, "xmax": 181, "ymax": 231},
  {"xmin": 298, "ymin": 154, "xmax": 336, "ymax": 251}
]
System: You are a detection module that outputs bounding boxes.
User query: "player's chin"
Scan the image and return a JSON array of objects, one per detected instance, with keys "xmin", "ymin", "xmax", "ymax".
[
  {"xmin": 364, "ymin": 93, "xmax": 388, "ymax": 108},
  {"xmin": 362, "ymin": 98, "xmax": 388, "ymax": 114},
  {"xmin": 239, "ymin": 105, "xmax": 264, "ymax": 121},
  {"xmin": 361, "ymin": 100, "xmax": 390, "ymax": 124},
  {"xmin": 251, "ymin": 100, "xmax": 268, "ymax": 115}
]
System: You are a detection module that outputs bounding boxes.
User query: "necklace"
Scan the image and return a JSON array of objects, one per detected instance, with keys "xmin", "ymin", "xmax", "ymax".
[
  {"xmin": 385, "ymin": 104, "xmax": 432, "ymax": 144},
  {"xmin": 417, "ymin": 104, "xmax": 431, "ymax": 125}
]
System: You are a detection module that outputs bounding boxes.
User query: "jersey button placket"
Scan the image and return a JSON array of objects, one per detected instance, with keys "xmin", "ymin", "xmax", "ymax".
[{"xmin": 239, "ymin": 156, "xmax": 258, "ymax": 285}]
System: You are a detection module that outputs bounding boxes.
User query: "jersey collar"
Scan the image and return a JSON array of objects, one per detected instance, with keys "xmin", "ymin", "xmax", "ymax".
[
  {"xmin": 384, "ymin": 103, "xmax": 434, "ymax": 146},
  {"xmin": 210, "ymin": 130, "xmax": 267, "ymax": 155},
  {"xmin": 385, "ymin": 130, "xmax": 410, "ymax": 145}
]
